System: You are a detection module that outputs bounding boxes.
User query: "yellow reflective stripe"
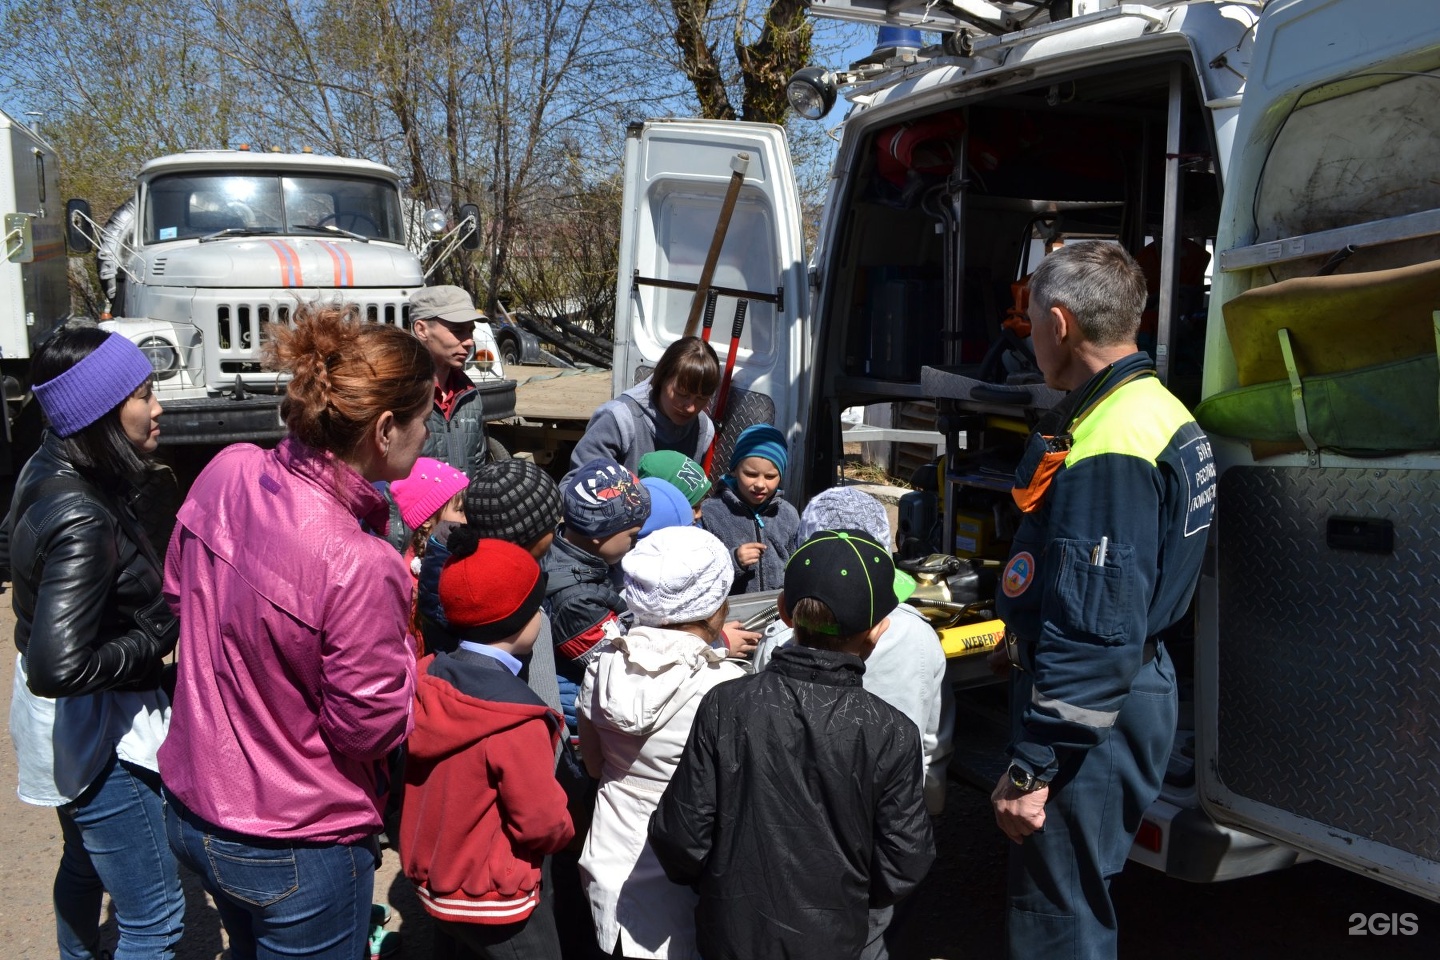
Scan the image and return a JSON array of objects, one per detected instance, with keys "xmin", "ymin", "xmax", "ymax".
[{"xmin": 1067, "ymin": 377, "xmax": 1194, "ymax": 467}]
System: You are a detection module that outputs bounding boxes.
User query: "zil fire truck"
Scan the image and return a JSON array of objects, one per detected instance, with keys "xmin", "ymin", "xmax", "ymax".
[
  {"xmin": 66, "ymin": 149, "xmax": 515, "ymax": 446},
  {"xmin": 612, "ymin": 0, "xmax": 1440, "ymax": 899}
]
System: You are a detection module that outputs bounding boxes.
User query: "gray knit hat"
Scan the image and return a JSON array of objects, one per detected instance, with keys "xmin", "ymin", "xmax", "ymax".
[
  {"xmin": 462, "ymin": 459, "xmax": 563, "ymax": 548},
  {"xmin": 798, "ymin": 487, "xmax": 892, "ymax": 548}
]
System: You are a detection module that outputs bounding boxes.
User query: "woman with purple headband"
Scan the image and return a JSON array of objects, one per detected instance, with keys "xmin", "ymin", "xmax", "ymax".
[{"xmin": 4, "ymin": 323, "xmax": 183, "ymax": 959}]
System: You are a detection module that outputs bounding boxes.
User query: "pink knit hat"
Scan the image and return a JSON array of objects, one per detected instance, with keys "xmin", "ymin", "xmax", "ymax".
[{"xmin": 391, "ymin": 457, "xmax": 468, "ymax": 529}]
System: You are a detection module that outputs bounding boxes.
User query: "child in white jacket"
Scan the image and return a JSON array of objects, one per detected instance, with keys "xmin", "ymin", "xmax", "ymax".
[{"xmin": 577, "ymin": 526, "xmax": 747, "ymax": 960}]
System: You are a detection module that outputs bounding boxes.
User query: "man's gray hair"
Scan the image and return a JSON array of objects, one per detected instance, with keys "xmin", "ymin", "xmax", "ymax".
[{"xmin": 1028, "ymin": 241, "xmax": 1147, "ymax": 346}]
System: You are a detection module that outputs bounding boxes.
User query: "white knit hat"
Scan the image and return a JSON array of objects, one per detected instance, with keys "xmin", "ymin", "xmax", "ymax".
[
  {"xmin": 622, "ymin": 526, "xmax": 734, "ymax": 627},
  {"xmin": 798, "ymin": 487, "xmax": 892, "ymax": 547}
]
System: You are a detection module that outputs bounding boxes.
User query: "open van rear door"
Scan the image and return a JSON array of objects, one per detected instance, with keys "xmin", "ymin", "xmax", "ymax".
[
  {"xmin": 614, "ymin": 120, "xmax": 809, "ymax": 475},
  {"xmin": 1196, "ymin": 0, "xmax": 1440, "ymax": 902}
]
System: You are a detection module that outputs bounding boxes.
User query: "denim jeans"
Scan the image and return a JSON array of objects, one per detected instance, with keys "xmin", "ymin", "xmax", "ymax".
[
  {"xmin": 55, "ymin": 753, "xmax": 184, "ymax": 960},
  {"xmin": 164, "ymin": 794, "xmax": 376, "ymax": 960}
]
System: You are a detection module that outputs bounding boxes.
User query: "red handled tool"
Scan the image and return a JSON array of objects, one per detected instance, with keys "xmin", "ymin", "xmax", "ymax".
[
  {"xmin": 703, "ymin": 298, "xmax": 749, "ymax": 476},
  {"xmin": 699, "ymin": 288, "xmax": 719, "ymax": 344}
]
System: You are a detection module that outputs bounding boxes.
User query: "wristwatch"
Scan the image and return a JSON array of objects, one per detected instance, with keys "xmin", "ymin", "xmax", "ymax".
[{"xmin": 1007, "ymin": 762, "xmax": 1049, "ymax": 793}]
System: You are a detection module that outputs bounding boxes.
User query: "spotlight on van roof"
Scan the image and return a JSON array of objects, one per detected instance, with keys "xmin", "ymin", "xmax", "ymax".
[{"xmin": 787, "ymin": 67, "xmax": 838, "ymax": 121}]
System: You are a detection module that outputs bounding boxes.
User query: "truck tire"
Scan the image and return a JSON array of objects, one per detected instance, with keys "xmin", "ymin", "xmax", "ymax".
[
  {"xmin": 487, "ymin": 435, "xmax": 510, "ymax": 463},
  {"xmin": 499, "ymin": 336, "xmax": 521, "ymax": 368},
  {"xmin": 475, "ymin": 379, "xmax": 517, "ymax": 423}
]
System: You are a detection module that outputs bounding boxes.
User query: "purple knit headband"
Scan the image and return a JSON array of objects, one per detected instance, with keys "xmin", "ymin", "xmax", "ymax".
[{"xmin": 32, "ymin": 333, "xmax": 154, "ymax": 437}]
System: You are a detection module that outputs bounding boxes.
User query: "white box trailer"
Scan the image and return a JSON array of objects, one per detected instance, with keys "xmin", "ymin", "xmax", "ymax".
[
  {"xmin": 0, "ymin": 111, "xmax": 68, "ymax": 358},
  {"xmin": 0, "ymin": 109, "xmax": 69, "ymax": 477}
]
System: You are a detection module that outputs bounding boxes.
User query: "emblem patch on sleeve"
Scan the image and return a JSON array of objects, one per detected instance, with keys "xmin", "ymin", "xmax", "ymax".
[{"xmin": 1002, "ymin": 551, "xmax": 1036, "ymax": 598}]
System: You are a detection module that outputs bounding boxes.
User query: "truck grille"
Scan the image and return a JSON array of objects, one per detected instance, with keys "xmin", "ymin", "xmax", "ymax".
[{"xmin": 216, "ymin": 301, "xmax": 410, "ymax": 374}]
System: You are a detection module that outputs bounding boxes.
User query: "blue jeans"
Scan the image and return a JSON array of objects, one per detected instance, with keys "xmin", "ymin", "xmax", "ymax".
[
  {"xmin": 164, "ymin": 794, "xmax": 376, "ymax": 960},
  {"xmin": 55, "ymin": 753, "xmax": 184, "ymax": 960}
]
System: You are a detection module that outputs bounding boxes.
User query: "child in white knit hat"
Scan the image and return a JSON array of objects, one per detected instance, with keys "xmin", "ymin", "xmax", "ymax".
[{"xmin": 576, "ymin": 526, "xmax": 746, "ymax": 960}]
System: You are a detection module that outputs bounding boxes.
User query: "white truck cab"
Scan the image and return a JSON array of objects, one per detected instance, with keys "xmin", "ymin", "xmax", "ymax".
[
  {"xmin": 69, "ymin": 149, "xmax": 513, "ymax": 444},
  {"xmin": 616, "ymin": 0, "xmax": 1440, "ymax": 898}
]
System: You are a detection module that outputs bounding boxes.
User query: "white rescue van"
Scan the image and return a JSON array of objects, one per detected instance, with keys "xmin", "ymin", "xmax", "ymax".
[{"xmin": 616, "ymin": 0, "xmax": 1440, "ymax": 898}]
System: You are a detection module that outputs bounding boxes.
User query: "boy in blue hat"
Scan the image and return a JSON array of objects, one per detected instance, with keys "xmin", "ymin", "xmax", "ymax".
[{"xmin": 699, "ymin": 423, "xmax": 800, "ymax": 595}]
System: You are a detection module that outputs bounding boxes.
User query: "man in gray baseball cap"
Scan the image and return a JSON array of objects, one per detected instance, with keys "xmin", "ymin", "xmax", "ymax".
[{"xmin": 388, "ymin": 285, "xmax": 495, "ymax": 548}]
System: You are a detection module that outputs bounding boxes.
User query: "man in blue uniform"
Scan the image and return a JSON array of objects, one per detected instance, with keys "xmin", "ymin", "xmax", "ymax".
[{"xmin": 991, "ymin": 241, "xmax": 1216, "ymax": 959}]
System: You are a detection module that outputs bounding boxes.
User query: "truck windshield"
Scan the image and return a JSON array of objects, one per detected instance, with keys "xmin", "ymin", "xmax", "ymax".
[{"xmin": 142, "ymin": 172, "xmax": 407, "ymax": 244}]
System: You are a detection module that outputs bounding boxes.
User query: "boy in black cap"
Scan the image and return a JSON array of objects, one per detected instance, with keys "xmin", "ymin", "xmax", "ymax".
[{"xmin": 649, "ymin": 530, "xmax": 936, "ymax": 960}]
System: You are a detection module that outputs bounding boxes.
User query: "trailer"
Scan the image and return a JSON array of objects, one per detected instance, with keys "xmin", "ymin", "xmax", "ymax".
[{"xmin": 0, "ymin": 110, "xmax": 68, "ymax": 486}]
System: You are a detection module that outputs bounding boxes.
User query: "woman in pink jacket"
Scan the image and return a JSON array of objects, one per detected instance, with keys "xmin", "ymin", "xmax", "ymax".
[{"xmin": 159, "ymin": 303, "xmax": 432, "ymax": 960}]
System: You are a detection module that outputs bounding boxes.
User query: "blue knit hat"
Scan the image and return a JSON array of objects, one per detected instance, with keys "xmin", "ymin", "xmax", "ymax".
[
  {"xmin": 639, "ymin": 477, "xmax": 694, "ymax": 538},
  {"xmin": 728, "ymin": 424, "xmax": 788, "ymax": 474},
  {"xmin": 564, "ymin": 458, "xmax": 652, "ymax": 538},
  {"xmin": 32, "ymin": 333, "xmax": 154, "ymax": 438}
]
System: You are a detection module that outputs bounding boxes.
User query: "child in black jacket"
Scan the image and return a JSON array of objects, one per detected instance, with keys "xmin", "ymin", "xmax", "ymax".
[
  {"xmin": 542, "ymin": 457, "xmax": 651, "ymax": 745},
  {"xmin": 649, "ymin": 529, "xmax": 935, "ymax": 960}
]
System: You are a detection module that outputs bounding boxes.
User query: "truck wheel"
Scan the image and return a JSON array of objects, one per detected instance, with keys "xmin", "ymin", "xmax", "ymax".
[
  {"xmin": 500, "ymin": 338, "xmax": 520, "ymax": 368},
  {"xmin": 486, "ymin": 436, "xmax": 510, "ymax": 463}
]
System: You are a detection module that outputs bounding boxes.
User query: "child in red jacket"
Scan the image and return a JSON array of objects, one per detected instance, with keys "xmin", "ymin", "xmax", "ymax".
[{"xmin": 401, "ymin": 539, "xmax": 575, "ymax": 958}]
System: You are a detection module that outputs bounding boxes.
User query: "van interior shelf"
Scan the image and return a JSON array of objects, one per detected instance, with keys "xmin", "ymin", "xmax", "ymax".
[
  {"xmin": 1218, "ymin": 207, "xmax": 1440, "ymax": 272},
  {"xmin": 920, "ymin": 365, "xmax": 1065, "ymax": 412},
  {"xmin": 833, "ymin": 375, "xmax": 935, "ymax": 402}
]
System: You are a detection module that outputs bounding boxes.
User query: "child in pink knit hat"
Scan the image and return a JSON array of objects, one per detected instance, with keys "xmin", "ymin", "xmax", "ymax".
[{"xmin": 390, "ymin": 457, "xmax": 470, "ymax": 577}]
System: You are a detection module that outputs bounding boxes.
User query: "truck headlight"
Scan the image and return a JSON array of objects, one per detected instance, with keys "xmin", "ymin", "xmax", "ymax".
[
  {"xmin": 787, "ymin": 67, "xmax": 837, "ymax": 121},
  {"xmin": 138, "ymin": 336, "xmax": 180, "ymax": 380}
]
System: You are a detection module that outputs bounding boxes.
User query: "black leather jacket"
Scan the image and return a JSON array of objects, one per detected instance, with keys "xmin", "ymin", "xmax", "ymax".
[{"xmin": 3, "ymin": 433, "xmax": 177, "ymax": 698}]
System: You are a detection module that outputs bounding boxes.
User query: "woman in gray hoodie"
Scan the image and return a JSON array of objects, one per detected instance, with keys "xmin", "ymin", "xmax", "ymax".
[{"xmin": 570, "ymin": 337, "xmax": 719, "ymax": 473}]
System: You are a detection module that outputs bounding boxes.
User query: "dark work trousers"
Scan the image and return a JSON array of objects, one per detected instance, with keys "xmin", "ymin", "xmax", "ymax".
[
  {"xmin": 433, "ymin": 857, "xmax": 562, "ymax": 960},
  {"xmin": 1006, "ymin": 647, "xmax": 1178, "ymax": 960}
]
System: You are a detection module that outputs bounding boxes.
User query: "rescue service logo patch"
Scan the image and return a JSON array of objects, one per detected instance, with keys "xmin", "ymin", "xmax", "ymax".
[
  {"xmin": 1002, "ymin": 551, "xmax": 1036, "ymax": 598},
  {"xmin": 1177, "ymin": 430, "xmax": 1216, "ymax": 537}
]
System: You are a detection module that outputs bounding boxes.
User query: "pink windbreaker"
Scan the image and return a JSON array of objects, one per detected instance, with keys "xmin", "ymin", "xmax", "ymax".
[{"xmin": 159, "ymin": 437, "xmax": 416, "ymax": 843}]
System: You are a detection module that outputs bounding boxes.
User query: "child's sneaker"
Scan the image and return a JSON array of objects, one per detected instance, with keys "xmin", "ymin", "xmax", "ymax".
[{"xmin": 367, "ymin": 923, "xmax": 401, "ymax": 960}]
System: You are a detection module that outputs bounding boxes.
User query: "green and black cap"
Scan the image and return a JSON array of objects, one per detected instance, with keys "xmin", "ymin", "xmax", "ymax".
[{"xmin": 782, "ymin": 529, "xmax": 913, "ymax": 637}]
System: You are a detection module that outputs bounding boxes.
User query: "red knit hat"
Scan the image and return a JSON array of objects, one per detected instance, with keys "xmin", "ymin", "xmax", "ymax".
[{"xmin": 440, "ymin": 539, "xmax": 548, "ymax": 643}]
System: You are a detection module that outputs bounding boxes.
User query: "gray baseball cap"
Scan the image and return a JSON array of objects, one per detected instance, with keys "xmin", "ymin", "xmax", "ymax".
[{"xmin": 409, "ymin": 285, "xmax": 485, "ymax": 324}]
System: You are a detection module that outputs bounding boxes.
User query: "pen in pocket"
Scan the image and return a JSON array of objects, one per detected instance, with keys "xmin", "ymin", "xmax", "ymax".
[{"xmin": 1090, "ymin": 536, "xmax": 1108, "ymax": 566}]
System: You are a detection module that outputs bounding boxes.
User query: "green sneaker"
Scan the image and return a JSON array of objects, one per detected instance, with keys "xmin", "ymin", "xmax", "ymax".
[{"xmin": 368, "ymin": 924, "xmax": 401, "ymax": 960}]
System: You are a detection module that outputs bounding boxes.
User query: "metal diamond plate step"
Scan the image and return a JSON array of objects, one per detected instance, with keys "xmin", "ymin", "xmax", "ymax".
[{"xmin": 1216, "ymin": 466, "xmax": 1440, "ymax": 864}]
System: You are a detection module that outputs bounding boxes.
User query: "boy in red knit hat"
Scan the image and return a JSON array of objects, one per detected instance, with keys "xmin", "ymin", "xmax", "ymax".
[{"xmin": 401, "ymin": 539, "xmax": 575, "ymax": 958}]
